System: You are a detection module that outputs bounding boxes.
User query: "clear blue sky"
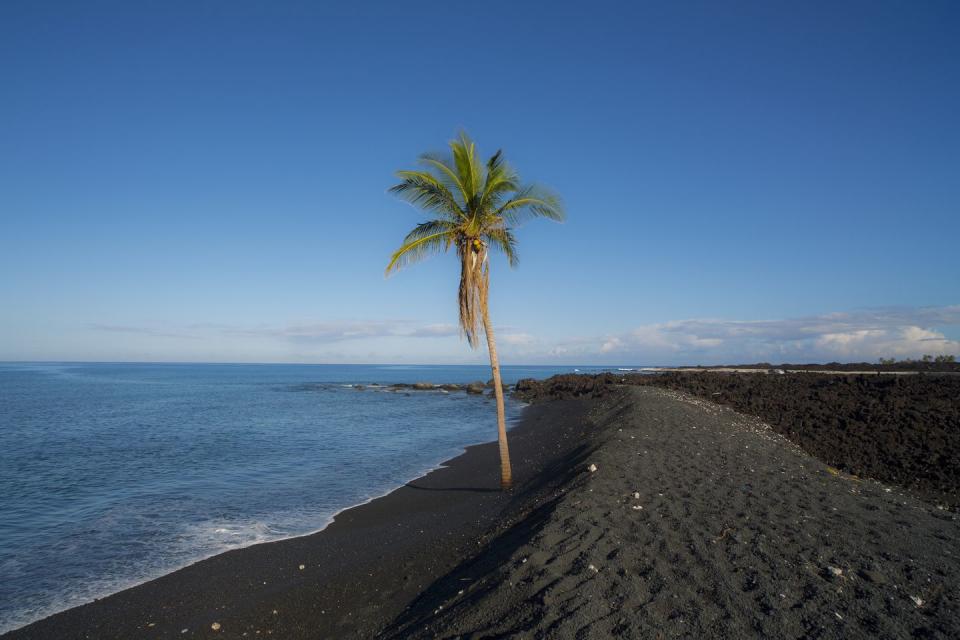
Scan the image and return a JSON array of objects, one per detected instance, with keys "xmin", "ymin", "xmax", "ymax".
[{"xmin": 2, "ymin": 1, "xmax": 958, "ymax": 364}]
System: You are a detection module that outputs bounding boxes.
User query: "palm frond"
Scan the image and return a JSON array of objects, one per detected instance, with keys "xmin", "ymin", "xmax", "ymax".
[
  {"xmin": 457, "ymin": 241, "xmax": 488, "ymax": 348},
  {"xmin": 483, "ymin": 227, "xmax": 518, "ymax": 267},
  {"xmin": 389, "ymin": 172, "xmax": 464, "ymax": 220},
  {"xmin": 494, "ymin": 184, "xmax": 565, "ymax": 226},
  {"xmin": 419, "ymin": 154, "xmax": 470, "ymax": 207},
  {"xmin": 385, "ymin": 222, "xmax": 455, "ymax": 275},
  {"xmin": 478, "ymin": 150, "xmax": 520, "ymax": 214},
  {"xmin": 450, "ymin": 133, "xmax": 483, "ymax": 208},
  {"xmin": 387, "ymin": 132, "xmax": 565, "ymax": 344}
]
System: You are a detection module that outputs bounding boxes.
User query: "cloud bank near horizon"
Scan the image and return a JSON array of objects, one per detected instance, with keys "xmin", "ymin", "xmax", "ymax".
[
  {"xmin": 61, "ymin": 305, "xmax": 960, "ymax": 364},
  {"xmin": 555, "ymin": 305, "xmax": 960, "ymax": 364}
]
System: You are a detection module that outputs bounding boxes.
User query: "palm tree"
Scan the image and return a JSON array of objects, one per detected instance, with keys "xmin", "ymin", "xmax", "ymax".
[{"xmin": 386, "ymin": 133, "xmax": 565, "ymax": 490}]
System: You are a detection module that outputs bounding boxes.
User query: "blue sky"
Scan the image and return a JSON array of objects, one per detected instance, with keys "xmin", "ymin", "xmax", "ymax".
[{"xmin": 1, "ymin": 1, "xmax": 958, "ymax": 365}]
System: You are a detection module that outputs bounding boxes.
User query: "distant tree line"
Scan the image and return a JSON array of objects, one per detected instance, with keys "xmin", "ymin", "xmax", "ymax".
[{"xmin": 879, "ymin": 354, "xmax": 956, "ymax": 365}]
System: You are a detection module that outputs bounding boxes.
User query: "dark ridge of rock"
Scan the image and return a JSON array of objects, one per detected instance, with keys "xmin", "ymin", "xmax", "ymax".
[
  {"xmin": 466, "ymin": 381, "xmax": 486, "ymax": 395},
  {"xmin": 727, "ymin": 360, "xmax": 960, "ymax": 373},
  {"xmin": 515, "ymin": 371, "xmax": 960, "ymax": 507},
  {"xmin": 514, "ymin": 373, "xmax": 623, "ymax": 401}
]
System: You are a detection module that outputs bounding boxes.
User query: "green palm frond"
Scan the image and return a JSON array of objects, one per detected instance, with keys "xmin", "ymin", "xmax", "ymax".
[
  {"xmin": 495, "ymin": 184, "xmax": 565, "ymax": 226},
  {"xmin": 387, "ymin": 132, "xmax": 564, "ymax": 338},
  {"xmin": 385, "ymin": 220, "xmax": 456, "ymax": 275},
  {"xmin": 450, "ymin": 133, "xmax": 484, "ymax": 208},
  {"xmin": 419, "ymin": 153, "xmax": 469, "ymax": 206},
  {"xmin": 478, "ymin": 151, "xmax": 520, "ymax": 214},
  {"xmin": 483, "ymin": 227, "xmax": 518, "ymax": 267},
  {"xmin": 389, "ymin": 171, "xmax": 464, "ymax": 220}
]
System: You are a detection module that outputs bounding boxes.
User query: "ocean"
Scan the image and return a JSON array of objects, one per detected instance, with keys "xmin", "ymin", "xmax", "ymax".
[{"xmin": 0, "ymin": 362, "xmax": 617, "ymax": 633}]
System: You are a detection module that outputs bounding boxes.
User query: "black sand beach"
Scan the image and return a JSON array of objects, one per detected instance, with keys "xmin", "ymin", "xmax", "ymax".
[
  {"xmin": 7, "ymin": 377, "xmax": 959, "ymax": 639},
  {"xmin": 388, "ymin": 387, "xmax": 959, "ymax": 639},
  {"xmin": 4, "ymin": 399, "xmax": 595, "ymax": 639}
]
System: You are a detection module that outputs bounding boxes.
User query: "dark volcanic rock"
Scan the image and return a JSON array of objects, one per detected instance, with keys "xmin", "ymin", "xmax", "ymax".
[
  {"xmin": 515, "ymin": 371, "xmax": 960, "ymax": 507},
  {"xmin": 514, "ymin": 373, "xmax": 623, "ymax": 401},
  {"xmin": 412, "ymin": 382, "xmax": 435, "ymax": 390},
  {"xmin": 466, "ymin": 381, "xmax": 486, "ymax": 395}
]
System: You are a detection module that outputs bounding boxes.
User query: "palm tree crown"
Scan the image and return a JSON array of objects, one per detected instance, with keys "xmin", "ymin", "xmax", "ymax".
[{"xmin": 386, "ymin": 133, "xmax": 565, "ymax": 346}]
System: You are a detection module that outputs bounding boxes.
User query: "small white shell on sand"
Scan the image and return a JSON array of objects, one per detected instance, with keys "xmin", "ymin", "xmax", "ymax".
[
  {"xmin": 632, "ymin": 505, "xmax": 643, "ymax": 510},
  {"xmin": 587, "ymin": 464, "xmax": 597, "ymax": 473},
  {"xmin": 633, "ymin": 492, "xmax": 640, "ymax": 499},
  {"xmin": 588, "ymin": 564, "xmax": 599, "ymax": 572},
  {"xmin": 911, "ymin": 595, "xmax": 924, "ymax": 607},
  {"xmin": 299, "ymin": 564, "xmax": 306, "ymax": 570},
  {"xmin": 828, "ymin": 566, "xmax": 843, "ymax": 577},
  {"xmin": 211, "ymin": 622, "xmax": 221, "ymax": 631}
]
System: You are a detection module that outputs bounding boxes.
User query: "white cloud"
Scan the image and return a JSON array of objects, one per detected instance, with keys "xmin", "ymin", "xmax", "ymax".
[
  {"xmin": 501, "ymin": 332, "xmax": 536, "ymax": 346},
  {"xmin": 578, "ymin": 306, "xmax": 960, "ymax": 363},
  {"xmin": 81, "ymin": 305, "xmax": 960, "ymax": 365},
  {"xmin": 408, "ymin": 323, "xmax": 459, "ymax": 338},
  {"xmin": 599, "ymin": 337, "xmax": 623, "ymax": 353},
  {"xmin": 91, "ymin": 320, "xmax": 462, "ymax": 344}
]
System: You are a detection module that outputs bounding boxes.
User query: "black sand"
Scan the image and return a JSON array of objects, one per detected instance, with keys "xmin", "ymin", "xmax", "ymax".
[{"xmin": 386, "ymin": 387, "xmax": 960, "ymax": 639}]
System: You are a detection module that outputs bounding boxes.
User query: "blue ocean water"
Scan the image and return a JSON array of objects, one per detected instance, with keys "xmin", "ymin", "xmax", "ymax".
[{"xmin": 0, "ymin": 362, "xmax": 616, "ymax": 633}]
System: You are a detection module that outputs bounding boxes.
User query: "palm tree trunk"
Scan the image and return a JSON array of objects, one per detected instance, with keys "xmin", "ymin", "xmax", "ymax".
[{"xmin": 481, "ymin": 296, "xmax": 513, "ymax": 490}]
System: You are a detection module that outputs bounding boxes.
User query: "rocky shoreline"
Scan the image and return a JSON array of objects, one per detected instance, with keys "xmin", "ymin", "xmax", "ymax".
[{"xmin": 381, "ymin": 380, "xmax": 511, "ymax": 395}]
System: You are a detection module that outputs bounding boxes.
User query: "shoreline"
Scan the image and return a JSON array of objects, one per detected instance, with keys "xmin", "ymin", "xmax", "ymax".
[
  {"xmin": 4, "ymin": 398, "xmax": 594, "ymax": 639},
  {"xmin": 0, "ymin": 398, "xmax": 527, "ymax": 636},
  {"xmin": 8, "ymin": 376, "xmax": 959, "ymax": 638},
  {"xmin": 1, "ymin": 434, "xmax": 499, "ymax": 635}
]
